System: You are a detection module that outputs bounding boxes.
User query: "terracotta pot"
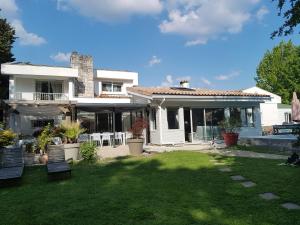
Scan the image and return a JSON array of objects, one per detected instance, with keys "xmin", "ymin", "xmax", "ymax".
[
  {"xmin": 127, "ymin": 139, "xmax": 144, "ymax": 156},
  {"xmin": 222, "ymin": 132, "xmax": 239, "ymax": 147},
  {"xmin": 39, "ymin": 154, "xmax": 48, "ymax": 164}
]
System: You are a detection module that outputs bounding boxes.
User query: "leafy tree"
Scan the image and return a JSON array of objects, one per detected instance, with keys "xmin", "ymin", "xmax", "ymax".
[
  {"xmin": 255, "ymin": 40, "xmax": 300, "ymax": 104},
  {"xmin": 0, "ymin": 15, "xmax": 15, "ymax": 64},
  {"xmin": 272, "ymin": 0, "xmax": 300, "ymax": 38}
]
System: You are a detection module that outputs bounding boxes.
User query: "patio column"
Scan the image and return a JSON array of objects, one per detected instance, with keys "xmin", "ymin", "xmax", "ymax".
[
  {"xmin": 9, "ymin": 76, "xmax": 15, "ymax": 100},
  {"xmin": 112, "ymin": 107, "xmax": 116, "ymax": 148},
  {"xmin": 203, "ymin": 108, "xmax": 207, "ymax": 141},
  {"xmin": 190, "ymin": 108, "xmax": 193, "ymax": 143}
]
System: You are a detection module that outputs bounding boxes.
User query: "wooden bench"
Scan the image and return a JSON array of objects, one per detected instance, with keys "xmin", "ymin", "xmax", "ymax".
[
  {"xmin": 0, "ymin": 147, "xmax": 24, "ymax": 187},
  {"xmin": 47, "ymin": 145, "xmax": 71, "ymax": 180}
]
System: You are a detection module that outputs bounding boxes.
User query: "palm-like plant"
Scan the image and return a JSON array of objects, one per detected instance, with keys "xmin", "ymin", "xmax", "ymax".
[{"xmin": 60, "ymin": 121, "xmax": 86, "ymax": 143}]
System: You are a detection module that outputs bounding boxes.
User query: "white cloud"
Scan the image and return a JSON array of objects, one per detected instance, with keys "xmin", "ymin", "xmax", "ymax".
[
  {"xmin": 215, "ymin": 70, "xmax": 240, "ymax": 81},
  {"xmin": 0, "ymin": 0, "xmax": 46, "ymax": 46},
  {"xmin": 11, "ymin": 20, "xmax": 46, "ymax": 46},
  {"xmin": 50, "ymin": 52, "xmax": 71, "ymax": 63},
  {"xmin": 57, "ymin": 0, "xmax": 163, "ymax": 22},
  {"xmin": 201, "ymin": 77, "xmax": 212, "ymax": 86},
  {"xmin": 161, "ymin": 75, "xmax": 192, "ymax": 86},
  {"xmin": 255, "ymin": 6, "xmax": 269, "ymax": 21},
  {"xmin": 148, "ymin": 55, "xmax": 162, "ymax": 66},
  {"xmin": 0, "ymin": 0, "xmax": 18, "ymax": 18},
  {"xmin": 159, "ymin": 0, "xmax": 261, "ymax": 46},
  {"xmin": 161, "ymin": 74, "xmax": 174, "ymax": 86}
]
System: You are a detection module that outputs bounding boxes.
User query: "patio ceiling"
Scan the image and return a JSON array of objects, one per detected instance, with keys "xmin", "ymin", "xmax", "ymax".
[{"xmin": 76, "ymin": 103, "xmax": 147, "ymax": 112}]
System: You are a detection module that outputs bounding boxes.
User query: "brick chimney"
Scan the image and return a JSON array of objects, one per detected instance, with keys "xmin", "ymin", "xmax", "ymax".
[{"xmin": 70, "ymin": 52, "xmax": 94, "ymax": 98}]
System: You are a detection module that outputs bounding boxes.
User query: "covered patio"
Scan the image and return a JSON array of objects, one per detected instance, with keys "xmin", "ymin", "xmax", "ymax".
[{"xmin": 76, "ymin": 103, "xmax": 147, "ymax": 148}]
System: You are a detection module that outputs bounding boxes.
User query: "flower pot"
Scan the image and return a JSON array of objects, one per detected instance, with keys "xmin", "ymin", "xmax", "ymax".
[
  {"xmin": 127, "ymin": 139, "xmax": 144, "ymax": 156},
  {"xmin": 39, "ymin": 154, "xmax": 48, "ymax": 164},
  {"xmin": 63, "ymin": 143, "xmax": 80, "ymax": 161},
  {"xmin": 222, "ymin": 132, "xmax": 239, "ymax": 147},
  {"xmin": 24, "ymin": 152, "xmax": 35, "ymax": 166}
]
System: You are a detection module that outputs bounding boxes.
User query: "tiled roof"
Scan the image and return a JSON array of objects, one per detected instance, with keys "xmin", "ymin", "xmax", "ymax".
[{"xmin": 127, "ymin": 86, "xmax": 270, "ymax": 97}]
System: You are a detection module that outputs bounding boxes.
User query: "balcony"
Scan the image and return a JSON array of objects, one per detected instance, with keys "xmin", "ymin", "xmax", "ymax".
[{"xmin": 13, "ymin": 92, "xmax": 69, "ymax": 101}]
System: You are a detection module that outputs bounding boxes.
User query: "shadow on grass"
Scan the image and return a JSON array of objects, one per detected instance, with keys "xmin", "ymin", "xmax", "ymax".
[{"xmin": 0, "ymin": 152, "xmax": 299, "ymax": 225}]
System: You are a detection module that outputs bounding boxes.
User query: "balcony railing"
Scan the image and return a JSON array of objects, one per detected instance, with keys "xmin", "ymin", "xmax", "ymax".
[{"xmin": 13, "ymin": 92, "xmax": 68, "ymax": 101}]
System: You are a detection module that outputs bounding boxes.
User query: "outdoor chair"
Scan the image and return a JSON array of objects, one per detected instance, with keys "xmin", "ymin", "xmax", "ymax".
[
  {"xmin": 91, "ymin": 133, "xmax": 101, "ymax": 146},
  {"xmin": 78, "ymin": 134, "xmax": 90, "ymax": 143},
  {"xmin": 52, "ymin": 137, "xmax": 62, "ymax": 145},
  {"xmin": 0, "ymin": 147, "xmax": 24, "ymax": 187},
  {"xmin": 101, "ymin": 133, "xmax": 112, "ymax": 147},
  {"xmin": 114, "ymin": 132, "xmax": 123, "ymax": 145},
  {"xmin": 47, "ymin": 145, "xmax": 71, "ymax": 180}
]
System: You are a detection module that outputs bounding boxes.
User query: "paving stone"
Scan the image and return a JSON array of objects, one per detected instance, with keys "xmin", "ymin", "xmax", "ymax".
[
  {"xmin": 230, "ymin": 175, "xmax": 246, "ymax": 181},
  {"xmin": 241, "ymin": 181, "xmax": 256, "ymax": 188},
  {"xmin": 214, "ymin": 162, "xmax": 226, "ymax": 165},
  {"xmin": 209, "ymin": 159, "xmax": 218, "ymax": 162},
  {"xmin": 259, "ymin": 193, "xmax": 280, "ymax": 200},
  {"xmin": 218, "ymin": 167, "xmax": 232, "ymax": 172},
  {"xmin": 281, "ymin": 203, "xmax": 300, "ymax": 210}
]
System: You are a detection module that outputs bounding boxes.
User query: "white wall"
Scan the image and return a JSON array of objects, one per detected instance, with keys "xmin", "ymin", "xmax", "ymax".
[
  {"xmin": 96, "ymin": 69, "xmax": 138, "ymax": 85},
  {"xmin": 278, "ymin": 107, "xmax": 292, "ymax": 124}
]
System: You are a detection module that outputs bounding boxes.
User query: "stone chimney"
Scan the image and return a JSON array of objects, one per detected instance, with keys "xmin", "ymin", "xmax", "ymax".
[
  {"xmin": 180, "ymin": 80, "xmax": 190, "ymax": 88},
  {"xmin": 70, "ymin": 52, "xmax": 94, "ymax": 98}
]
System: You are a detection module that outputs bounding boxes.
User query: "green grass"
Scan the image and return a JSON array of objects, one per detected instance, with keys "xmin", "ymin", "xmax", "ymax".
[
  {"xmin": 229, "ymin": 145, "xmax": 293, "ymax": 156},
  {"xmin": 1, "ymin": 152, "xmax": 300, "ymax": 225}
]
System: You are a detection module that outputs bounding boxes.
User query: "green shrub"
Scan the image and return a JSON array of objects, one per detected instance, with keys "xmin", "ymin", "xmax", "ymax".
[
  {"xmin": 80, "ymin": 142, "xmax": 97, "ymax": 161},
  {"xmin": 60, "ymin": 121, "xmax": 86, "ymax": 143},
  {"xmin": 0, "ymin": 129, "xmax": 16, "ymax": 148},
  {"xmin": 37, "ymin": 124, "xmax": 53, "ymax": 153}
]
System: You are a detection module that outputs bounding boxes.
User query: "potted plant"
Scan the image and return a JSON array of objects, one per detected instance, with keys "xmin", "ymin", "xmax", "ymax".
[
  {"xmin": 37, "ymin": 124, "xmax": 53, "ymax": 164},
  {"xmin": 60, "ymin": 120, "xmax": 85, "ymax": 161},
  {"xmin": 127, "ymin": 118, "xmax": 148, "ymax": 156},
  {"xmin": 219, "ymin": 117, "xmax": 241, "ymax": 147},
  {"xmin": 0, "ymin": 128, "xmax": 16, "ymax": 148},
  {"xmin": 23, "ymin": 142, "xmax": 38, "ymax": 165}
]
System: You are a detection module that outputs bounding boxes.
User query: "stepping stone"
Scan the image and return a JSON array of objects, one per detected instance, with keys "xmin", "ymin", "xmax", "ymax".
[
  {"xmin": 241, "ymin": 181, "xmax": 256, "ymax": 188},
  {"xmin": 230, "ymin": 175, "xmax": 246, "ymax": 181},
  {"xmin": 281, "ymin": 203, "xmax": 300, "ymax": 210},
  {"xmin": 259, "ymin": 193, "xmax": 280, "ymax": 200},
  {"xmin": 209, "ymin": 159, "xmax": 218, "ymax": 162},
  {"xmin": 218, "ymin": 167, "xmax": 232, "ymax": 172},
  {"xmin": 214, "ymin": 162, "xmax": 226, "ymax": 165}
]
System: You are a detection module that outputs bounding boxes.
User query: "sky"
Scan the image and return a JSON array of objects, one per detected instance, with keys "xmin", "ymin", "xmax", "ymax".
[{"xmin": 0, "ymin": 0, "xmax": 300, "ymax": 90}]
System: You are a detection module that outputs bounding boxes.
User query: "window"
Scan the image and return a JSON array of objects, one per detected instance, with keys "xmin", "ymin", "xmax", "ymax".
[
  {"xmin": 31, "ymin": 119, "xmax": 54, "ymax": 128},
  {"xmin": 36, "ymin": 81, "xmax": 63, "ymax": 93},
  {"xmin": 102, "ymin": 82, "xmax": 122, "ymax": 92},
  {"xmin": 167, "ymin": 108, "xmax": 179, "ymax": 129},
  {"xmin": 230, "ymin": 107, "xmax": 254, "ymax": 127},
  {"xmin": 151, "ymin": 108, "xmax": 157, "ymax": 130}
]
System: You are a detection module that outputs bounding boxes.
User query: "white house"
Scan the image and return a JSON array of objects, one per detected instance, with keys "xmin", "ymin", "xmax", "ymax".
[
  {"xmin": 243, "ymin": 87, "xmax": 292, "ymax": 128},
  {"xmin": 0, "ymin": 52, "xmax": 270, "ymax": 145}
]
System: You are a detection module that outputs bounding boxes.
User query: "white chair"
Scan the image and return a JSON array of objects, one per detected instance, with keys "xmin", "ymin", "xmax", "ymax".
[
  {"xmin": 125, "ymin": 132, "xmax": 132, "ymax": 144},
  {"xmin": 101, "ymin": 132, "xmax": 112, "ymax": 147},
  {"xmin": 114, "ymin": 132, "xmax": 123, "ymax": 145},
  {"xmin": 91, "ymin": 133, "xmax": 101, "ymax": 146},
  {"xmin": 52, "ymin": 137, "xmax": 62, "ymax": 145},
  {"xmin": 78, "ymin": 134, "xmax": 90, "ymax": 143}
]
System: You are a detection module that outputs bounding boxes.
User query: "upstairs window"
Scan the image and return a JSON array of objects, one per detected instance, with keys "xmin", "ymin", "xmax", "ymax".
[
  {"xmin": 102, "ymin": 82, "xmax": 122, "ymax": 92},
  {"xmin": 167, "ymin": 108, "xmax": 179, "ymax": 129}
]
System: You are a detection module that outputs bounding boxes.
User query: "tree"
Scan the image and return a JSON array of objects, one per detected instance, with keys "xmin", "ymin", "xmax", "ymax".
[
  {"xmin": 272, "ymin": 0, "xmax": 300, "ymax": 38},
  {"xmin": 0, "ymin": 14, "xmax": 16, "ymax": 122},
  {"xmin": 0, "ymin": 16, "xmax": 16, "ymax": 64},
  {"xmin": 255, "ymin": 41, "xmax": 300, "ymax": 104}
]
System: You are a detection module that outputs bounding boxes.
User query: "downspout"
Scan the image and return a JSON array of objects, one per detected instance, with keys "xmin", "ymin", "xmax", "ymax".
[{"xmin": 158, "ymin": 98, "xmax": 165, "ymax": 145}]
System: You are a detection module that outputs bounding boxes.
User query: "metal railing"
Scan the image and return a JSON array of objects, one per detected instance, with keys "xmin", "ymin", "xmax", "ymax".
[{"xmin": 13, "ymin": 92, "xmax": 68, "ymax": 101}]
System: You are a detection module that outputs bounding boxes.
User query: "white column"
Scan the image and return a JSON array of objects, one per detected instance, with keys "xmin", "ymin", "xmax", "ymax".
[
  {"xmin": 158, "ymin": 105, "xmax": 163, "ymax": 145},
  {"xmin": 9, "ymin": 76, "xmax": 15, "ymax": 100},
  {"xmin": 254, "ymin": 106, "xmax": 261, "ymax": 128},
  {"xmin": 203, "ymin": 108, "xmax": 207, "ymax": 141},
  {"xmin": 190, "ymin": 108, "xmax": 193, "ymax": 143},
  {"xmin": 68, "ymin": 79, "xmax": 74, "ymax": 99}
]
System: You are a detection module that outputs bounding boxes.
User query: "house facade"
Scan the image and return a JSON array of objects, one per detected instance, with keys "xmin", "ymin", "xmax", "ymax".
[
  {"xmin": 1, "ymin": 52, "xmax": 269, "ymax": 145},
  {"xmin": 243, "ymin": 87, "xmax": 292, "ymax": 128}
]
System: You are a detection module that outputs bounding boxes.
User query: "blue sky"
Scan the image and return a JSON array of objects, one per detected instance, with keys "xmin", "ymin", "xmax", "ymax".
[{"xmin": 1, "ymin": 0, "xmax": 299, "ymax": 90}]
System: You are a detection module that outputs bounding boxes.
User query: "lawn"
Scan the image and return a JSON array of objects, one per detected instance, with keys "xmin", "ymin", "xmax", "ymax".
[{"xmin": 1, "ymin": 152, "xmax": 300, "ymax": 225}]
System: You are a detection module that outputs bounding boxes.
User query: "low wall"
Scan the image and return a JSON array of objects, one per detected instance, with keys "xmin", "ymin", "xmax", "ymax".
[{"xmin": 239, "ymin": 135, "xmax": 299, "ymax": 152}]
